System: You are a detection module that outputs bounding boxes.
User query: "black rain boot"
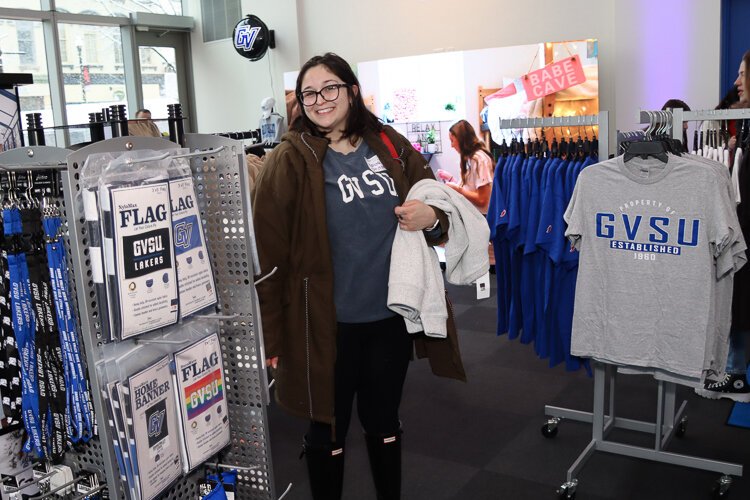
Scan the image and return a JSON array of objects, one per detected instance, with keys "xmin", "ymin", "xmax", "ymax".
[
  {"xmin": 364, "ymin": 431, "xmax": 401, "ymax": 500},
  {"xmin": 302, "ymin": 437, "xmax": 345, "ymax": 500}
]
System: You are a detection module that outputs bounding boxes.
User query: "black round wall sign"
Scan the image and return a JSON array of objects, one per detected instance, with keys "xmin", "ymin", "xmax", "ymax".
[{"xmin": 232, "ymin": 15, "xmax": 271, "ymax": 61}]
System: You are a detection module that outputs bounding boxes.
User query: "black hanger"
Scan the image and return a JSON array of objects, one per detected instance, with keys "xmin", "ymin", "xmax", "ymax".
[
  {"xmin": 550, "ymin": 133, "xmax": 559, "ymax": 158},
  {"xmin": 576, "ymin": 134, "xmax": 589, "ymax": 159},
  {"xmin": 499, "ymin": 137, "xmax": 508, "ymax": 157},
  {"xmin": 623, "ymin": 140, "xmax": 668, "ymax": 163},
  {"xmin": 693, "ymin": 129, "xmax": 698, "ymax": 153},
  {"xmin": 559, "ymin": 135, "xmax": 569, "ymax": 159}
]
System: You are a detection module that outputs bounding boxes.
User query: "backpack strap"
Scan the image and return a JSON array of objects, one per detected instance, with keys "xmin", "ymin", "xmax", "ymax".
[{"xmin": 380, "ymin": 131, "xmax": 399, "ymax": 159}]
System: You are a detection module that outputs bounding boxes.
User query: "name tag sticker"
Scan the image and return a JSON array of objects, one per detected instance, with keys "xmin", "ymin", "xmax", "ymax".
[{"xmin": 366, "ymin": 155, "xmax": 387, "ymax": 173}]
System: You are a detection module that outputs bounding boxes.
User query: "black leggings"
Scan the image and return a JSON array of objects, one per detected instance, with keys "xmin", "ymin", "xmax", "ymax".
[{"xmin": 307, "ymin": 315, "xmax": 412, "ymax": 446}]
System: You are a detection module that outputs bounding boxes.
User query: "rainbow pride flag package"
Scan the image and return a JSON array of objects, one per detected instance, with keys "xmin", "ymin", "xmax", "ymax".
[{"xmin": 172, "ymin": 332, "xmax": 230, "ymax": 472}]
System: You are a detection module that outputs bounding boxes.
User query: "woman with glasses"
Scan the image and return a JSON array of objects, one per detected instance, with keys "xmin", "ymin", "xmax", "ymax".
[{"xmin": 252, "ymin": 53, "xmax": 463, "ymax": 500}]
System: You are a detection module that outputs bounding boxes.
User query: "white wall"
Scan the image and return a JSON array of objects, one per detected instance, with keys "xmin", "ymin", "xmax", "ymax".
[
  {"xmin": 613, "ymin": 0, "xmax": 721, "ymax": 132},
  {"xmin": 185, "ymin": 0, "xmax": 301, "ymax": 133},
  {"xmin": 188, "ymin": 0, "xmax": 721, "ymax": 150}
]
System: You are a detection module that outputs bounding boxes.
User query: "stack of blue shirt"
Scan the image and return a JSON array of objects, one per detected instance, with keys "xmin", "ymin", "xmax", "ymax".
[{"xmin": 487, "ymin": 147, "xmax": 596, "ymax": 373}]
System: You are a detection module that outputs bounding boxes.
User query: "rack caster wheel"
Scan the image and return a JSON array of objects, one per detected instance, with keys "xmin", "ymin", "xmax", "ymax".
[
  {"xmin": 711, "ymin": 475, "xmax": 732, "ymax": 498},
  {"xmin": 542, "ymin": 417, "xmax": 560, "ymax": 438},
  {"xmin": 556, "ymin": 479, "xmax": 577, "ymax": 499},
  {"xmin": 675, "ymin": 416, "xmax": 688, "ymax": 438}
]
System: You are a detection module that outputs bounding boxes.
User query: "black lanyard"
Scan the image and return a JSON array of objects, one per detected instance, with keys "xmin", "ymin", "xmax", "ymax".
[
  {"xmin": 0, "ymin": 238, "xmax": 22, "ymax": 426},
  {"xmin": 4, "ymin": 206, "xmax": 43, "ymax": 456}
]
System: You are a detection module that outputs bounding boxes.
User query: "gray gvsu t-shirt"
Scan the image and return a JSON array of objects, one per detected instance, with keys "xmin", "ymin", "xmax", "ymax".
[
  {"xmin": 564, "ymin": 154, "xmax": 742, "ymax": 378},
  {"xmin": 324, "ymin": 142, "xmax": 400, "ymax": 323}
]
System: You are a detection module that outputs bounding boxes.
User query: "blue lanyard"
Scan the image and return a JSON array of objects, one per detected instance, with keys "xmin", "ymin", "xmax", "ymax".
[
  {"xmin": 4, "ymin": 207, "xmax": 44, "ymax": 457},
  {"xmin": 43, "ymin": 215, "xmax": 93, "ymax": 443},
  {"xmin": 203, "ymin": 470, "xmax": 237, "ymax": 500}
]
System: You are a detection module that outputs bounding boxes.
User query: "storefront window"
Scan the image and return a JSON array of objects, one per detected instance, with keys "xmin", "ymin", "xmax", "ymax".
[
  {"xmin": 0, "ymin": 19, "xmax": 53, "ymax": 126},
  {"xmin": 58, "ymin": 23, "xmax": 128, "ymax": 142},
  {"xmin": 140, "ymin": 46, "xmax": 178, "ymax": 134},
  {"xmin": 55, "ymin": 0, "xmax": 182, "ymax": 17},
  {"xmin": 1, "ymin": 0, "xmax": 41, "ymax": 9}
]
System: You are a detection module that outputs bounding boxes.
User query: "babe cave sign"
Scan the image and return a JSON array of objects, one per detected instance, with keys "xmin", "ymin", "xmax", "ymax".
[{"xmin": 521, "ymin": 56, "xmax": 586, "ymax": 101}]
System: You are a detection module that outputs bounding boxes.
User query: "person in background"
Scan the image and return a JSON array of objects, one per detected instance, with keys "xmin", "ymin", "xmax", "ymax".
[
  {"xmin": 438, "ymin": 119, "xmax": 493, "ymax": 214},
  {"xmin": 252, "ymin": 52, "xmax": 462, "ymax": 500},
  {"xmin": 245, "ymin": 150, "xmax": 265, "ymax": 191},
  {"xmin": 719, "ymin": 86, "xmax": 743, "ymax": 153},
  {"xmin": 699, "ymin": 50, "xmax": 750, "ymax": 402},
  {"xmin": 128, "ymin": 108, "xmax": 162, "ymax": 137},
  {"xmin": 437, "ymin": 119, "xmax": 495, "ymax": 271},
  {"xmin": 660, "ymin": 98, "xmax": 690, "ymax": 148}
]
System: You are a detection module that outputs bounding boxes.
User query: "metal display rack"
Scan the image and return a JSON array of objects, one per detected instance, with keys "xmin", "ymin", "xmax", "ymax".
[
  {"xmin": 57, "ymin": 134, "xmax": 275, "ymax": 499},
  {"xmin": 537, "ymin": 110, "xmax": 743, "ymax": 499},
  {"xmin": 0, "ymin": 145, "xmax": 110, "ymax": 495},
  {"xmin": 494, "ymin": 111, "xmax": 743, "ymax": 498},
  {"xmin": 491, "ymin": 111, "xmax": 616, "ymax": 436},
  {"xmin": 638, "ymin": 107, "xmax": 750, "ymax": 142},
  {"xmin": 554, "ymin": 363, "xmax": 742, "ymax": 500},
  {"xmin": 497, "ymin": 112, "xmax": 609, "ymax": 161}
]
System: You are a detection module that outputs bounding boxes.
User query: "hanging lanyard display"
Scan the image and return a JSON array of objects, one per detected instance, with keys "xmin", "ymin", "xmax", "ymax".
[
  {"xmin": 42, "ymin": 212, "xmax": 94, "ymax": 443},
  {"xmin": 25, "ymin": 218, "xmax": 67, "ymax": 461},
  {"xmin": 4, "ymin": 206, "xmax": 43, "ymax": 457}
]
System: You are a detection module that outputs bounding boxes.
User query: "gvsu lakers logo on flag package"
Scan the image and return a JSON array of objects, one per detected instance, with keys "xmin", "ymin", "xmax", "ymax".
[
  {"xmin": 111, "ymin": 182, "xmax": 178, "ymax": 339},
  {"xmin": 169, "ymin": 177, "xmax": 216, "ymax": 317},
  {"xmin": 173, "ymin": 333, "xmax": 230, "ymax": 471}
]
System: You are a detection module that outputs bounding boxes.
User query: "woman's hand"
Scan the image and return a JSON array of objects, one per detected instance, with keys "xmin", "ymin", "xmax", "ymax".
[
  {"xmin": 394, "ymin": 200, "xmax": 438, "ymax": 231},
  {"xmin": 436, "ymin": 169, "xmax": 455, "ymax": 182},
  {"xmin": 445, "ymin": 182, "xmax": 462, "ymax": 193},
  {"xmin": 266, "ymin": 356, "xmax": 279, "ymax": 369}
]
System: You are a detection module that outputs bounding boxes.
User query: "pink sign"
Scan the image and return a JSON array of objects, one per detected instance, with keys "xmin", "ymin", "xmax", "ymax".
[{"xmin": 521, "ymin": 56, "xmax": 586, "ymax": 101}]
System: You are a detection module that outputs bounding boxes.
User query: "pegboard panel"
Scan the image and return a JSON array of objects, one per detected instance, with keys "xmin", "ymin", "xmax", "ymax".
[
  {"xmin": 61, "ymin": 135, "xmax": 275, "ymax": 499},
  {"xmin": 0, "ymin": 147, "xmax": 105, "ymax": 479},
  {"xmin": 63, "ymin": 137, "xmax": 182, "ymax": 498}
]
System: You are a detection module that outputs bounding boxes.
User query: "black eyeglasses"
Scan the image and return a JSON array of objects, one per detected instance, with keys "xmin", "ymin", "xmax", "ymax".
[{"xmin": 298, "ymin": 83, "xmax": 349, "ymax": 107}]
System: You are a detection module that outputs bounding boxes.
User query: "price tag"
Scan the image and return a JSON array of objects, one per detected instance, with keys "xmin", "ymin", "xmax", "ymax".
[{"xmin": 475, "ymin": 272, "xmax": 490, "ymax": 300}]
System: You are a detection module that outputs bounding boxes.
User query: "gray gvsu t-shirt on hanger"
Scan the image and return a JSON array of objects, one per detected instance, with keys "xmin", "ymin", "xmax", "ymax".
[
  {"xmin": 324, "ymin": 141, "xmax": 401, "ymax": 323},
  {"xmin": 564, "ymin": 153, "xmax": 743, "ymax": 379}
]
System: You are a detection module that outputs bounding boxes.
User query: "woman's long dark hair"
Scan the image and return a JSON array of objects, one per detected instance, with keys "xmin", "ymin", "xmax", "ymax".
[
  {"xmin": 291, "ymin": 52, "xmax": 382, "ymax": 143},
  {"xmin": 449, "ymin": 119, "xmax": 491, "ymax": 184}
]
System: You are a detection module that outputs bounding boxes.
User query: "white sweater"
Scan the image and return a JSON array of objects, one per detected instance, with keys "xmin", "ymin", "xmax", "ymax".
[{"xmin": 387, "ymin": 179, "xmax": 490, "ymax": 337}]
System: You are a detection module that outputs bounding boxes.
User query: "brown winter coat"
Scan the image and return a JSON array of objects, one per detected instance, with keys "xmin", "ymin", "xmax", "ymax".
[{"xmin": 251, "ymin": 126, "xmax": 466, "ymax": 425}]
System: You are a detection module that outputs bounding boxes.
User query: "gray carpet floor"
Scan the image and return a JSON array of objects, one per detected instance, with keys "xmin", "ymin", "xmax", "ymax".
[{"xmin": 267, "ymin": 280, "xmax": 750, "ymax": 499}]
